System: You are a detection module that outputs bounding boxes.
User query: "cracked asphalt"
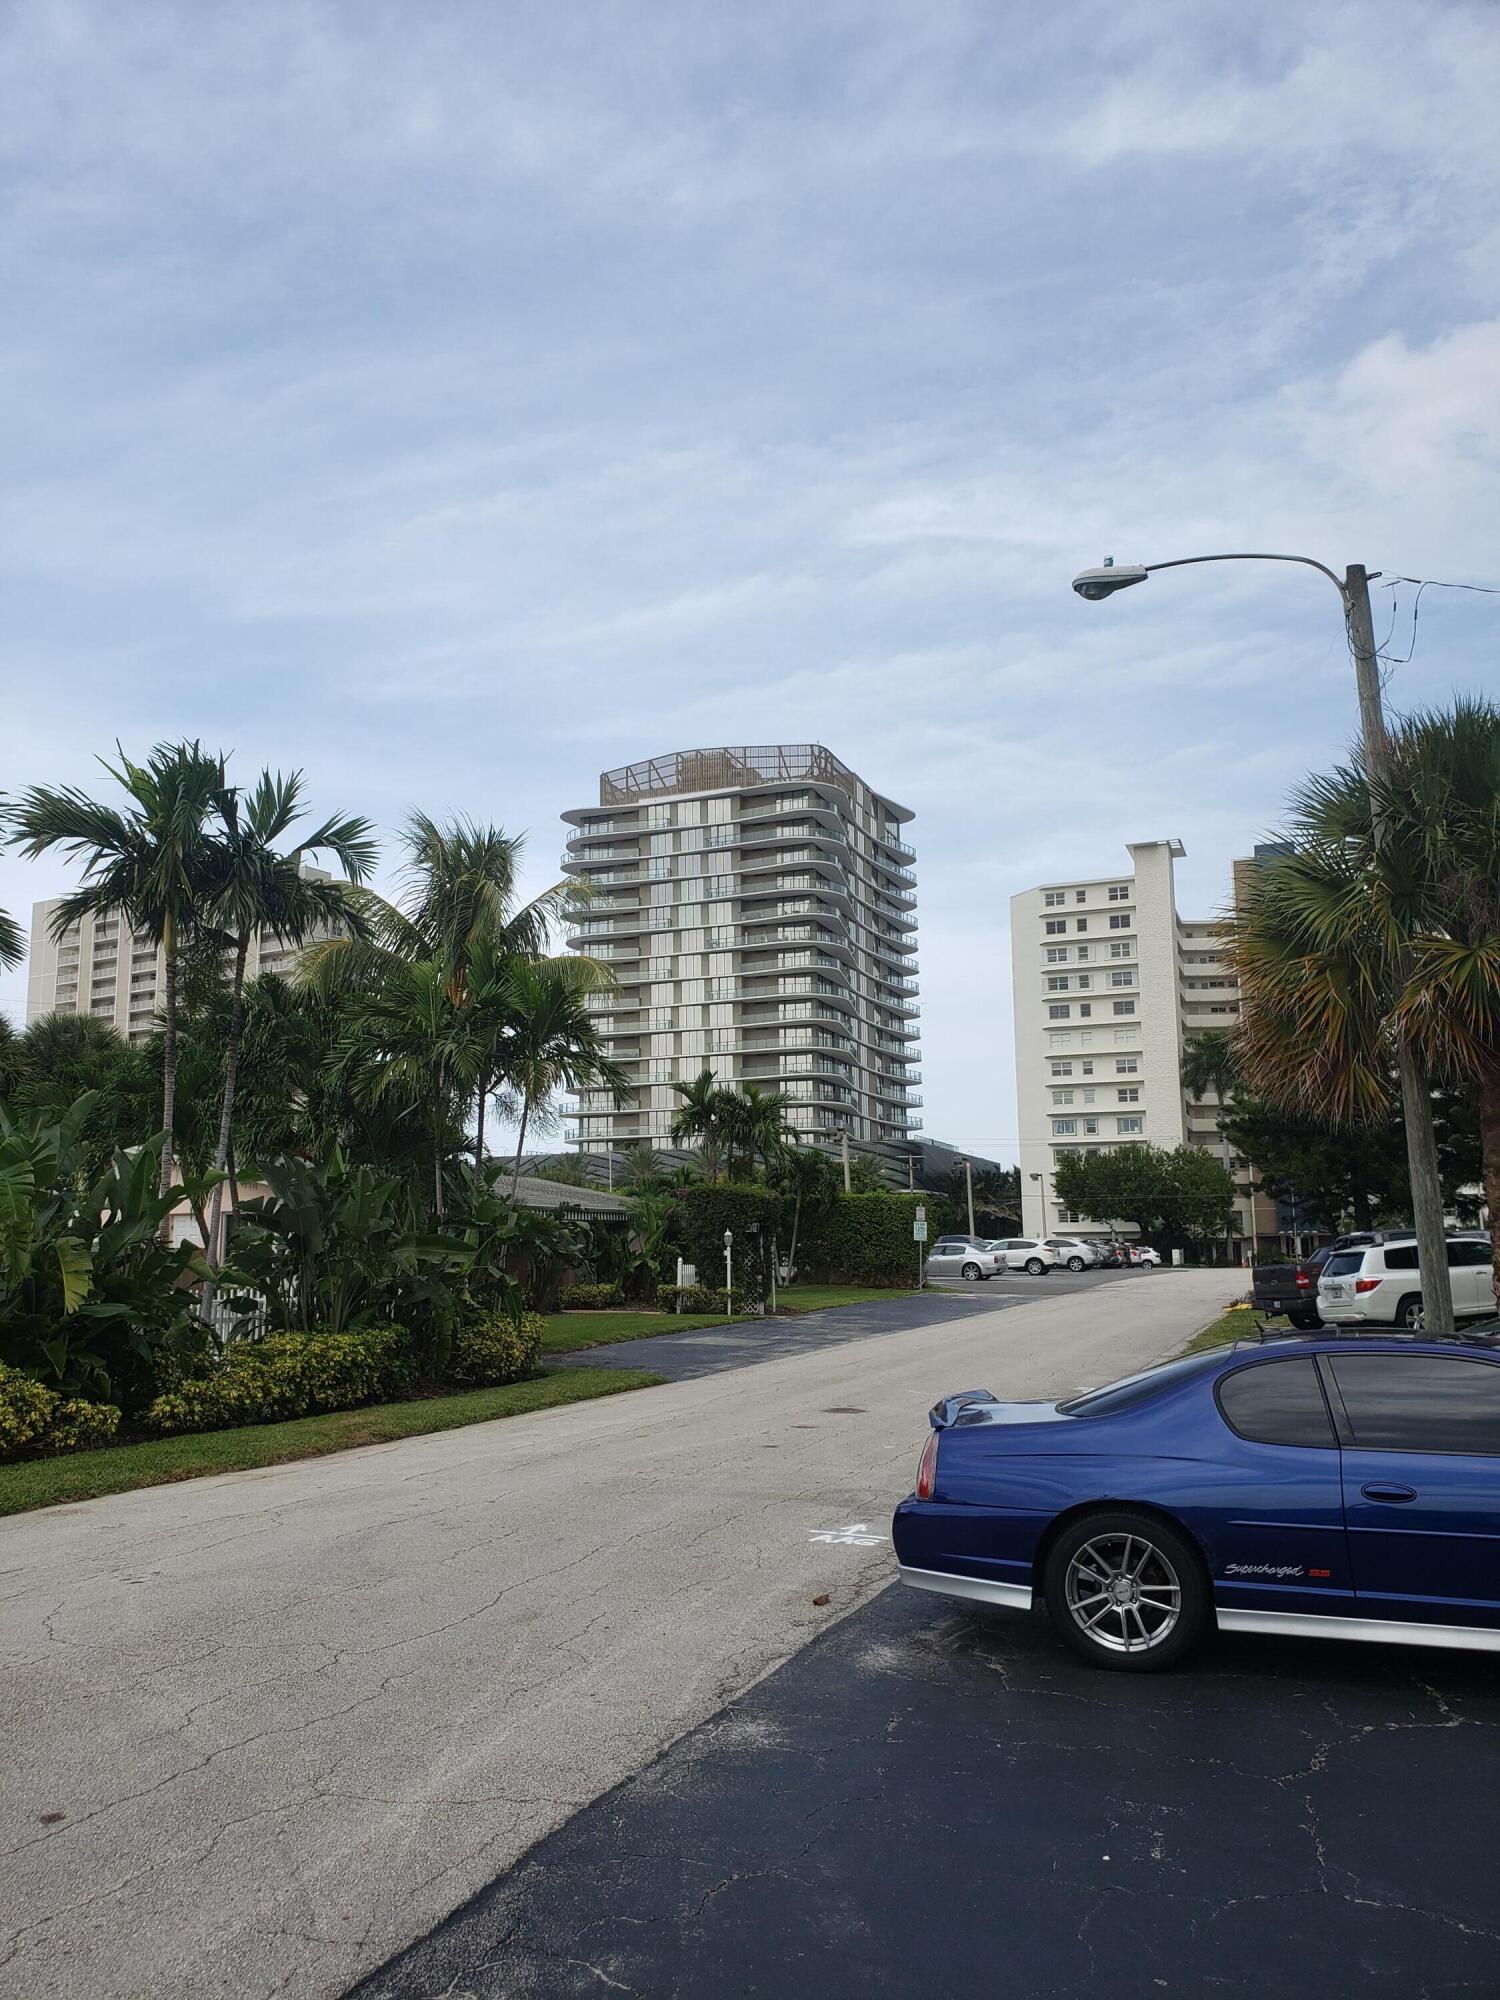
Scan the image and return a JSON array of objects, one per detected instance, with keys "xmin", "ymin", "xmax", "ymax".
[
  {"xmin": 354, "ymin": 1578, "xmax": 1500, "ymax": 2000},
  {"xmin": 0, "ymin": 1271, "xmax": 1233, "ymax": 1999}
]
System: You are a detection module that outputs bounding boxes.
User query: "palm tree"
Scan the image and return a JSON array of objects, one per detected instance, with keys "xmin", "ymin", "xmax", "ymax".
[
  {"xmin": 739, "ymin": 1083, "xmax": 794, "ymax": 1175},
  {"xmin": 671, "ymin": 1068, "xmax": 726, "ymax": 1182},
  {"xmin": 199, "ymin": 770, "xmax": 375, "ymax": 1266},
  {"xmin": 499, "ymin": 959, "xmax": 629, "ymax": 1198},
  {"xmin": 0, "ymin": 904, "xmax": 23, "ymax": 969},
  {"xmin": 1181, "ymin": 1028, "xmax": 1241, "ymax": 1262},
  {"xmin": 1232, "ymin": 697, "xmax": 1500, "ymax": 1313},
  {"xmin": 770, "ymin": 1143, "xmax": 841, "ymax": 1281},
  {"xmin": 7, "ymin": 742, "xmax": 225, "ymax": 1192}
]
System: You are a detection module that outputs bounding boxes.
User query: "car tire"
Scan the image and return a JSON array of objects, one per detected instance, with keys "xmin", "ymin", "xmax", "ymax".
[
  {"xmin": 1043, "ymin": 1510, "xmax": 1209, "ymax": 1673},
  {"xmin": 1067, "ymin": 1256, "xmax": 1086, "ymax": 1272},
  {"xmin": 1287, "ymin": 1309, "xmax": 1322, "ymax": 1331},
  {"xmin": 1397, "ymin": 1293, "xmax": 1425, "ymax": 1331},
  {"xmin": 961, "ymin": 1262, "xmax": 981, "ymax": 1280},
  {"xmin": 1022, "ymin": 1257, "xmax": 1044, "ymax": 1276}
]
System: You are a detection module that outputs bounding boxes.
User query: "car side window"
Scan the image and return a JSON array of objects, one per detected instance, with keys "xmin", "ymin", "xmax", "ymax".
[
  {"xmin": 1217, "ymin": 1359, "xmax": 1335, "ymax": 1448},
  {"xmin": 1384, "ymin": 1244, "xmax": 1419, "ymax": 1271},
  {"xmin": 1449, "ymin": 1242, "xmax": 1490, "ymax": 1268},
  {"xmin": 1328, "ymin": 1355, "xmax": 1500, "ymax": 1455}
]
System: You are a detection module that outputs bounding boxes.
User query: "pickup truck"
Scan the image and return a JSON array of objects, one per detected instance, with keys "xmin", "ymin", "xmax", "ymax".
[{"xmin": 1252, "ymin": 1231, "xmax": 1400, "ymax": 1327}]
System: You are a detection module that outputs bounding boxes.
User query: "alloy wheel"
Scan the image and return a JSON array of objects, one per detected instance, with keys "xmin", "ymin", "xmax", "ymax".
[{"xmin": 1064, "ymin": 1532, "xmax": 1182, "ymax": 1654}]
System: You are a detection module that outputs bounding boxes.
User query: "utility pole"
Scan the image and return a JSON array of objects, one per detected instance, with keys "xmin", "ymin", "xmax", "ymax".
[
  {"xmin": 1344, "ymin": 565, "xmax": 1454, "ymax": 1331},
  {"xmin": 841, "ymin": 1128, "xmax": 850, "ymax": 1194},
  {"xmin": 964, "ymin": 1157, "xmax": 975, "ymax": 1237},
  {"xmin": 907, "ymin": 1154, "xmax": 915, "ymax": 1191}
]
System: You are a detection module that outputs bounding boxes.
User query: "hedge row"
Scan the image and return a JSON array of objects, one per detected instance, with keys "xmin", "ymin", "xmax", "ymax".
[
  {"xmin": 558, "ymin": 1283, "xmax": 626, "ymax": 1310},
  {"xmin": 2, "ymin": 1312, "xmax": 548, "ymax": 1461},
  {"xmin": 656, "ymin": 1284, "xmax": 731, "ymax": 1313},
  {"xmin": 796, "ymin": 1192, "xmax": 941, "ymax": 1286},
  {"xmin": 0, "ymin": 1365, "xmax": 121, "ymax": 1463}
]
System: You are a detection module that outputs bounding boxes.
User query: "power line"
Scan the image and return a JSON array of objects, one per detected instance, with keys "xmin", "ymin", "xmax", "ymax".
[{"xmin": 1376, "ymin": 573, "xmax": 1500, "ymax": 675}]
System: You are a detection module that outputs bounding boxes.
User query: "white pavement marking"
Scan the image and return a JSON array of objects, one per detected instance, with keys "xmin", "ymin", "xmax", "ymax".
[
  {"xmin": 0, "ymin": 1271, "xmax": 1237, "ymax": 2000},
  {"xmin": 806, "ymin": 1523, "xmax": 888, "ymax": 1546}
]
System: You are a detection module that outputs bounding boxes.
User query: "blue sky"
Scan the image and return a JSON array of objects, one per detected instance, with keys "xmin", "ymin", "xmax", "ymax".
[{"xmin": 3, "ymin": 1, "xmax": 1497, "ymax": 1159}]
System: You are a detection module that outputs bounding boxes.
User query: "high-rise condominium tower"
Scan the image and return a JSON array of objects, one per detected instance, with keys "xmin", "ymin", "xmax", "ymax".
[{"xmin": 561, "ymin": 745, "xmax": 921, "ymax": 1158}]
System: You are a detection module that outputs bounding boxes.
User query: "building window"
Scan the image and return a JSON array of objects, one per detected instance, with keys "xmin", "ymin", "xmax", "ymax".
[
  {"xmin": 1076, "ymin": 974, "xmax": 1091, "ymax": 990},
  {"xmin": 1046, "ymin": 975, "xmax": 1069, "ymax": 992},
  {"xmin": 1044, "ymin": 919, "xmax": 1066, "ymax": 935},
  {"xmin": 1081, "ymin": 1088, "xmax": 1095, "ymax": 1105},
  {"xmin": 1080, "ymin": 1059, "xmax": 1094, "ymax": 1076},
  {"xmin": 1043, "ymin": 890, "xmax": 1065, "ymax": 907},
  {"xmin": 1108, "ymin": 885, "xmax": 1129, "ymax": 901},
  {"xmin": 1045, "ymin": 947, "xmax": 1068, "ymax": 964},
  {"xmin": 1076, "ymin": 945, "xmax": 1090, "ymax": 962},
  {"xmin": 1053, "ymin": 1118, "xmax": 1078, "ymax": 1136},
  {"xmin": 1113, "ymin": 1029, "xmax": 1134, "ymax": 1047},
  {"xmin": 1117, "ymin": 1115, "xmax": 1143, "ymax": 1135},
  {"xmin": 1109, "ymin": 942, "xmax": 1131, "ymax": 959},
  {"xmin": 1053, "ymin": 1089, "xmax": 1075, "ymax": 1106},
  {"xmin": 1050, "ymin": 1061, "xmax": 1073, "ymax": 1077},
  {"xmin": 1117, "ymin": 1087, "xmax": 1140, "ymax": 1103},
  {"xmin": 1078, "ymin": 1003, "xmax": 1092, "ymax": 1018},
  {"xmin": 1075, "ymin": 918, "xmax": 1088, "ymax": 932},
  {"xmin": 1048, "ymin": 1003, "xmax": 1070, "ymax": 1020},
  {"xmin": 1074, "ymin": 890, "xmax": 1087, "ymax": 903},
  {"xmin": 1109, "ymin": 970, "xmax": 1134, "ymax": 988},
  {"xmin": 1112, "ymin": 1000, "xmax": 1136, "ymax": 1016},
  {"xmin": 1083, "ymin": 1117, "xmax": 1099, "ymax": 1135},
  {"xmin": 1115, "ymin": 1057, "xmax": 1138, "ymax": 1074}
]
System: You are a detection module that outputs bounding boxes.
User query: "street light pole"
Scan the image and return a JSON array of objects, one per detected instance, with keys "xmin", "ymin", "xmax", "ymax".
[
  {"xmin": 1072, "ymin": 550, "xmax": 1455, "ymax": 1330},
  {"xmin": 964, "ymin": 1157, "xmax": 975, "ymax": 1237}
]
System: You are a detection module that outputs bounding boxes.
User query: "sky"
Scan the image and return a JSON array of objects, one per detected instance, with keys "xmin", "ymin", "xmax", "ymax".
[{"xmin": 2, "ymin": 0, "xmax": 1498, "ymax": 1161}]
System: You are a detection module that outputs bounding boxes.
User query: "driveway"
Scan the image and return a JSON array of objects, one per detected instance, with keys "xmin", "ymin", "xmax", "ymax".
[
  {"xmin": 358, "ymin": 1580, "xmax": 1500, "ymax": 1999},
  {"xmin": 0, "ymin": 1271, "xmax": 1235, "ymax": 1999}
]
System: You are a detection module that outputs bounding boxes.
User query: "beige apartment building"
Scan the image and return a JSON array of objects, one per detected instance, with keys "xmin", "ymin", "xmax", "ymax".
[
  {"xmin": 1012, "ymin": 838, "xmax": 1271, "ymax": 1250},
  {"xmin": 25, "ymin": 865, "xmax": 341, "ymax": 1040},
  {"xmin": 560, "ymin": 745, "xmax": 921, "ymax": 1158}
]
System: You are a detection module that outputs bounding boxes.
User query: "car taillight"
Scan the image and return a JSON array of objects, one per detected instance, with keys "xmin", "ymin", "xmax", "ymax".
[
  {"xmin": 1295, "ymin": 1272, "xmax": 1312, "ymax": 1288},
  {"xmin": 1354, "ymin": 1276, "xmax": 1381, "ymax": 1294},
  {"xmin": 916, "ymin": 1431, "xmax": 938, "ymax": 1501}
]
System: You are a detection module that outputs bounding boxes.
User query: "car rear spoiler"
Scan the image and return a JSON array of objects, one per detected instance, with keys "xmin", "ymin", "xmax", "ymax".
[{"xmin": 929, "ymin": 1389, "xmax": 998, "ymax": 1430}]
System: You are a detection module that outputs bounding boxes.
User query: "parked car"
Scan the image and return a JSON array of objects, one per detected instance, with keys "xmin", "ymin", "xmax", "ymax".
[
  {"xmin": 1044, "ymin": 1237, "xmax": 1101, "ymax": 1272},
  {"xmin": 1132, "ymin": 1245, "xmax": 1162, "ymax": 1267},
  {"xmin": 986, "ymin": 1237, "xmax": 1060, "ymax": 1276},
  {"xmin": 1318, "ymin": 1234, "xmax": 1496, "ymax": 1330},
  {"xmin": 1093, "ymin": 1241, "xmax": 1128, "ymax": 1269},
  {"xmin": 925, "ymin": 1236, "xmax": 1004, "ymax": 1281},
  {"xmin": 1252, "ymin": 1232, "xmax": 1391, "ymax": 1329},
  {"xmin": 893, "ymin": 1331, "xmax": 1500, "ymax": 1672}
]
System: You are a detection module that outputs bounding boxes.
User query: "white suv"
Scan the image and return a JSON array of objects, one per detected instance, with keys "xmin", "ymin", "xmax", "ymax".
[
  {"xmin": 987, "ymin": 1238, "xmax": 1061, "ymax": 1276},
  {"xmin": 1044, "ymin": 1237, "xmax": 1101, "ymax": 1272},
  {"xmin": 1317, "ymin": 1234, "xmax": 1496, "ymax": 1331}
]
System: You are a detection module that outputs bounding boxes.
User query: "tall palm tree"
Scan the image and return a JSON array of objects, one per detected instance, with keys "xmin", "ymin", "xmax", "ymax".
[
  {"xmin": 0, "ymin": 904, "xmax": 23, "ymax": 969},
  {"xmin": 671, "ymin": 1067, "xmax": 726, "ymax": 1182},
  {"xmin": 769, "ymin": 1142, "xmax": 841, "ymax": 1280},
  {"xmin": 500, "ymin": 959, "xmax": 628, "ymax": 1198},
  {"xmin": 1181, "ymin": 1028, "xmax": 1241, "ymax": 1261},
  {"xmin": 738, "ymin": 1083, "xmax": 794, "ymax": 1176},
  {"xmin": 7, "ymin": 742, "xmax": 225, "ymax": 1192},
  {"xmin": 1232, "ymin": 697, "xmax": 1500, "ymax": 1313},
  {"xmin": 200, "ymin": 771, "xmax": 375, "ymax": 1266}
]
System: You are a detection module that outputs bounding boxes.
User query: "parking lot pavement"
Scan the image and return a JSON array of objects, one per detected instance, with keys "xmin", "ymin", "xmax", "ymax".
[
  {"xmin": 551, "ymin": 1287, "xmax": 1017, "ymax": 1379},
  {"xmin": 354, "ymin": 1580, "xmax": 1500, "ymax": 2000}
]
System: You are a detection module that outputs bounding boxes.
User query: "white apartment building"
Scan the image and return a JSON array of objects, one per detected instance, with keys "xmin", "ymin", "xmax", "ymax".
[
  {"xmin": 561, "ymin": 745, "xmax": 921, "ymax": 1156},
  {"xmin": 25, "ymin": 866, "xmax": 341, "ymax": 1042},
  {"xmin": 1012, "ymin": 838, "xmax": 1256, "ymax": 1246}
]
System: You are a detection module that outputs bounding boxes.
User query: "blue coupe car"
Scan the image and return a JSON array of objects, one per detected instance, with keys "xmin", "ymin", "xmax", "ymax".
[{"xmin": 892, "ymin": 1330, "xmax": 1500, "ymax": 1671}]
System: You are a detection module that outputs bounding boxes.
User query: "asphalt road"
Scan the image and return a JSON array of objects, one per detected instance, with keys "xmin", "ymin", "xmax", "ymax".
[
  {"xmin": 0, "ymin": 1270, "xmax": 1234, "ymax": 1999},
  {"xmin": 357, "ymin": 1580, "xmax": 1500, "ymax": 2000}
]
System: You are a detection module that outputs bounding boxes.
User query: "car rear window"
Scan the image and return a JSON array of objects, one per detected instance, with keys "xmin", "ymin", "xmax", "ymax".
[
  {"xmin": 1057, "ymin": 1353, "xmax": 1219, "ymax": 1417},
  {"xmin": 1217, "ymin": 1359, "xmax": 1335, "ymax": 1448},
  {"xmin": 1323, "ymin": 1252, "xmax": 1366, "ymax": 1277}
]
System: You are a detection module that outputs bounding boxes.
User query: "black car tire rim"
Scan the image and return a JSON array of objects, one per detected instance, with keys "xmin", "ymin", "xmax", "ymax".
[{"xmin": 1064, "ymin": 1532, "xmax": 1182, "ymax": 1654}]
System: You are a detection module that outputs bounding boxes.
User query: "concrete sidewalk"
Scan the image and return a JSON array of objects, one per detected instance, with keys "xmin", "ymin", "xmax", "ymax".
[{"xmin": 0, "ymin": 1271, "xmax": 1236, "ymax": 1999}]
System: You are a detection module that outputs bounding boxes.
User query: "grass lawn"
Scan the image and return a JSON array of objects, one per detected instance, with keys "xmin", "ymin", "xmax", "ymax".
[
  {"xmin": 1179, "ymin": 1303, "xmax": 1291, "ymax": 1357},
  {"xmin": 540, "ymin": 1309, "xmax": 752, "ymax": 1353},
  {"xmin": 775, "ymin": 1285, "xmax": 906, "ymax": 1313},
  {"xmin": 0, "ymin": 1367, "xmax": 664, "ymax": 1519}
]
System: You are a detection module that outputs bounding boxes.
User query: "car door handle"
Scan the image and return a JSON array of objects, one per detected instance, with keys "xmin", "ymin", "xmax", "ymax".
[{"xmin": 1360, "ymin": 1482, "xmax": 1417, "ymax": 1504}]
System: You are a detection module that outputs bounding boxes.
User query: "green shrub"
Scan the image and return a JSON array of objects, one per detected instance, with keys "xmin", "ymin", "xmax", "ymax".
[
  {"xmin": 0, "ymin": 1364, "xmax": 120, "ymax": 1463},
  {"xmin": 797, "ymin": 1192, "xmax": 933, "ymax": 1286},
  {"xmin": 447, "ymin": 1310, "xmax": 543, "ymax": 1388},
  {"xmin": 656, "ymin": 1284, "xmax": 731, "ymax": 1313},
  {"xmin": 147, "ymin": 1325, "xmax": 414, "ymax": 1437},
  {"xmin": 559, "ymin": 1283, "xmax": 626, "ymax": 1310},
  {"xmin": 665, "ymin": 1185, "xmax": 781, "ymax": 1304}
]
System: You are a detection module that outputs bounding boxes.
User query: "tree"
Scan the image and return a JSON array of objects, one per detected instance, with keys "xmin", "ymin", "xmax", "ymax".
[
  {"xmin": 198, "ymin": 770, "xmax": 375, "ymax": 1268},
  {"xmin": 1181, "ymin": 1028, "xmax": 1240, "ymax": 1256},
  {"xmin": 768, "ymin": 1144, "xmax": 841, "ymax": 1279},
  {"xmin": 846, "ymin": 1148, "xmax": 888, "ymax": 1194},
  {"xmin": 671, "ymin": 1068, "xmax": 726, "ymax": 1182},
  {"xmin": 0, "ymin": 904, "xmax": 22, "ymax": 969},
  {"xmin": 7, "ymin": 742, "xmax": 226, "ymax": 1194},
  {"xmin": 1052, "ymin": 1143, "xmax": 1234, "ymax": 1249},
  {"xmin": 497, "ymin": 959, "xmax": 628, "ymax": 1198},
  {"xmin": 1232, "ymin": 698, "xmax": 1500, "ymax": 1309}
]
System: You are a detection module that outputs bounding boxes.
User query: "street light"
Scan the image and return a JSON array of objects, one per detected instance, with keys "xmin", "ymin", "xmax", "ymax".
[{"xmin": 1071, "ymin": 546, "xmax": 1455, "ymax": 1329}]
